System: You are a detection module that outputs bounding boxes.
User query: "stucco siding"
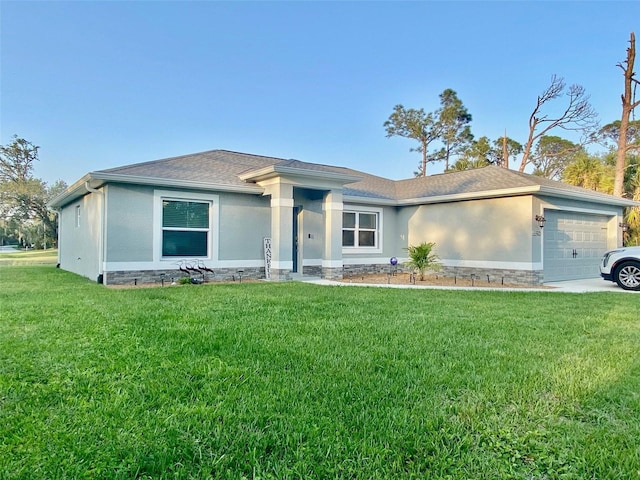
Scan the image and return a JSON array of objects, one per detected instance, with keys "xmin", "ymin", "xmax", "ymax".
[
  {"xmin": 105, "ymin": 184, "xmax": 154, "ymax": 262},
  {"xmin": 297, "ymin": 195, "xmax": 324, "ymax": 261},
  {"xmin": 58, "ymin": 191, "xmax": 102, "ymax": 280},
  {"xmin": 218, "ymin": 193, "xmax": 271, "ymax": 260},
  {"xmin": 402, "ymin": 196, "xmax": 535, "ymax": 264}
]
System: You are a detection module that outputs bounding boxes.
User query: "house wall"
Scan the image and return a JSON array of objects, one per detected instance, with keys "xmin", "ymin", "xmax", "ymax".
[
  {"xmin": 392, "ymin": 195, "xmax": 543, "ymax": 285},
  {"xmin": 105, "ymin": 184, "xmax": 154, "ymax": 262},
  {"xmin": 218, "ymin": 192, "xmax": 271, "ymax": 261},
  {"xmin": 402, "ymin": 195, "xmax": 534, "ymax": 261},
  {"xmin": 58, "ymin": 189, "xmax": 103, "ymax": 281},
  {"xmin": 99, "ymin": 185, "xmax": 271, "ymax": 285}
]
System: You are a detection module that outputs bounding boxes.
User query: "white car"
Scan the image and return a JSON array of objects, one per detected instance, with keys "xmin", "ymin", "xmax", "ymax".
[{"xmin": 600, "ymin": 246, "xmax": 640, "ymax": 291}]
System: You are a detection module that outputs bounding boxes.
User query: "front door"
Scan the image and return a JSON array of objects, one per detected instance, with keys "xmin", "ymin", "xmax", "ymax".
[{"xmin": 292, "ymin": 207, "xmax": 301, "ymax": 273}]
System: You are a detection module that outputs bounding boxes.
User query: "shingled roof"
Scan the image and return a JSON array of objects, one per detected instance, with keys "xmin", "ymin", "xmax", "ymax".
[{"xmin": 50, "ymin": 149, "xmax": 638, "ymax": 208}]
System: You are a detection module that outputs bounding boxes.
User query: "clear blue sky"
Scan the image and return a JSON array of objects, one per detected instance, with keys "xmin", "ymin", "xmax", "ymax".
[{"xmin": 1, "ymin": 1, "xmax": 638, "ymax": 186}]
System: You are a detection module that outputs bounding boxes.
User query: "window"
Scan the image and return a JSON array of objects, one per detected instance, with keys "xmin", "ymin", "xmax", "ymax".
[
  {"xmin": 162, "ymin": 200, "xmax": 210, "ymax": 257},
  {"xmin": 343, "ymin": 211, "xmax": 379, "ymax": 248},
  {"xmin": 75, "ymin": 205, "xmax": 81, "ymax": 228}
]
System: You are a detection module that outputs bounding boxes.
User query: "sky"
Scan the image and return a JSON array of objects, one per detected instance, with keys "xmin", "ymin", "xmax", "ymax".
[{"xmin": 1, "ymin": 1, "xmax": 639, "ymax": 186}]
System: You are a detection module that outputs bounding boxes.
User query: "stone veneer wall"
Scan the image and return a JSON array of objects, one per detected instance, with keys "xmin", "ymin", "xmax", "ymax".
[
  {"xmin": 103, "ymin": 267, "xmax": 265, "ymax": 286},
  {"xmin": 342, "ymin": 263, "xmax": 544, "ymax": 286}
]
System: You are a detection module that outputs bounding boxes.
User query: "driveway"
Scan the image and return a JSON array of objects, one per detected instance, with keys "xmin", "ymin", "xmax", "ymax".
[
  {"xmin": 543, "ymin": 277, "xmax": 638, "ymax": 293},
  {"xmin": 307, "ymin": 277, "xmax": 637, "ymax": 293}
]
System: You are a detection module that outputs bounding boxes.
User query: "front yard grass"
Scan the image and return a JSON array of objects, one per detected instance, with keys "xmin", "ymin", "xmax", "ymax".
[
  {"xmin": 0, "ymin": 248, "xmax": 57, "ymax": 266},
  {"xmin": 1, "ymin": 265, "xmax": 639, "ymax": 479}
]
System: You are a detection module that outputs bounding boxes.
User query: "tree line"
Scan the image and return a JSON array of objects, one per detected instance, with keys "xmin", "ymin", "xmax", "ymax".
[{"xmin": 385, "ymin": 32, "xmax": 639, "ymax": 245}]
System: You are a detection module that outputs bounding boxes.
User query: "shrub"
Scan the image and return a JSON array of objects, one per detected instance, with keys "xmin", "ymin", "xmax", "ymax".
[{"xmin": 405, "ymin": 241, "xmax": 441, "ymax": 280}]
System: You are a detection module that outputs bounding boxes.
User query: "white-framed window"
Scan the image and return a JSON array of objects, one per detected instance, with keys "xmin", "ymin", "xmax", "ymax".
[
  {"xmin": 342, "ymin": 207, "xmax": 382, "ymax": 252},
  {"xmin": 162, "ymin": 199, "xmax": 210, "ymax": 257},
  {"xmin": 75, "ymin": 205, "xmax": 81, "ymax": 228},
  {"xmin": 154, "ymin": 190, "xmax": 219, "ymax": 260}
]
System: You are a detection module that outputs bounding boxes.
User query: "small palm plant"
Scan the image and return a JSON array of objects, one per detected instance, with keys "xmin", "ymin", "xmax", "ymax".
[{"xmin": 405, "ymin": 242, "xmax": 441, "ymax": 281}]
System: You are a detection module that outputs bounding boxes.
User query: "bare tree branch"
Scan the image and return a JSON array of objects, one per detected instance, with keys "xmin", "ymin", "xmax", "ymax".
[{"xmin": 519, "ymin": 75, "xmax": 599, "ymax": 172}]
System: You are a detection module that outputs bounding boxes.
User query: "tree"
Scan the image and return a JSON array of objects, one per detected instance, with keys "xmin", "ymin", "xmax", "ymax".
[
  {"xmin": 614, "ymin": 32, "xmax": 640, "ymax": 197},
  {"xmin": 519, "ymin": 75, "xmax": 599, "ymax": 172},
  {"xmin": 449, "ymin": 136, "xmax": 496, "ymax": 171},
  {"xmin": 429, "ymin": 89, "xmax": 473, "ymax": 170},
  {"xmin": 493, "ymin": 135, "xmax": 522, "ymax": 168},
  {"xmin": 384, "ymin": 104, "xmax": 441, "ymax": 177},
  {"xmin": 599, "ymin": 119, "xmax": 640, "ymax": 149},
  {"xmin": 531, "ymin": 135, "xmax": 583, "ymax": 180},
  {"xmin": 0, "ymin": 136, "xmax": 65, "ymax": 248},
  {"xmin": 0, "ymin": 135, "xmax": 39, "ymax": 182},
  {"xmin": 562, "ymin": 152, "xmax": 614, "ymax": 193}
]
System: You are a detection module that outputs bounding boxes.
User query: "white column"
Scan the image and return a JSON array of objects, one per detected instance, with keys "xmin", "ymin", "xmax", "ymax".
[
  {"xmin": 264, "ymin": 180, "xmax": 294, "ymax": 280},
  {"xmin": 322, "ymin": 190, "xmax": 343, "ymax": 279}
]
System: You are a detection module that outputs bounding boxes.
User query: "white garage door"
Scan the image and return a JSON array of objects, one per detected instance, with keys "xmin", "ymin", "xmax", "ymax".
[{"xmin": 543, "ymin": 211, "xmax": 610, "ymax": 282}]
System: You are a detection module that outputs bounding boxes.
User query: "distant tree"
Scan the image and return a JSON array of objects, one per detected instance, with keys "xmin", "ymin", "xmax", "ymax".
[
  {"xmin": 493, "ymin": 135, "xmax": 522, "ymax": 168},
  {"xmin": 562, "ymin": 152, "xmax": 614, "ymax": 193},
  {"xmin": 0, "ymin": 136, "xmax": 66, "ymax": 248},
  {"xmin": 0, "ymin": 135, "xmax": 39, "ymax": 182},
  {"xmin": 599, "ymin": 119, "xmax": 640, "ymax": 149},
  {"xmin": 449, "ymin": 136, "xmax": 494, "ymax": 171},
  {"xmin": 519, "ymin": 75, "xmax": 599, "ymax": 172},
  {"xmin": 531, "ymin": 135, "xmax": 583, "ymax": 180},
  {"xmin": 384, "ymin": 104, "xmax": 441, "ymax": 177},
  {"xmin": 614, "ymin": 32, "xmax": 640, "ymax": 197},
  {"xmin": 429, "ymin": 89, "xmax": 474, "ymax": 170}
]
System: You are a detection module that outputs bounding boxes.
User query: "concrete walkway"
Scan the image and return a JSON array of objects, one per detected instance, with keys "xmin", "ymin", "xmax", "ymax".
[{"xmin": 305, "ymin": 277, "xmax": 638, "ymax": 293}]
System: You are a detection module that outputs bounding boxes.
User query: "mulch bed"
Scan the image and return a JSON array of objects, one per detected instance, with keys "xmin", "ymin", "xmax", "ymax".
[{"xmin": 339, "ymin": 272, "xmax": 550, "ymax": 289}]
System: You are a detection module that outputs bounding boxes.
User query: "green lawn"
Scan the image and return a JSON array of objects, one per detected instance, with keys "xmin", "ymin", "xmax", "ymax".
[
  {"xmin": 0, "ymin": 248, "xmax": 57, "ymax": 266},
  {"xmin": 1, "ymin": 266, "xmax": 639, "ymax": 479}
]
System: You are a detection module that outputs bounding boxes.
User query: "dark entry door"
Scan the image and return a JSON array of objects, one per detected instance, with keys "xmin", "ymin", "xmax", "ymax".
[{"xmin": 292, "ymin": 207, "xmax": 300, "ymax": 273}]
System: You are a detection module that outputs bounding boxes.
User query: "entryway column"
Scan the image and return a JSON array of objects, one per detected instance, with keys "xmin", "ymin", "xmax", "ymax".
[
  {"xmin": 264, "ymin": 180, "xmax": 294, "ymax": 281},
  {"xmin": 322, "ymin": 190, "xmax": 343, "ymax": 279}
]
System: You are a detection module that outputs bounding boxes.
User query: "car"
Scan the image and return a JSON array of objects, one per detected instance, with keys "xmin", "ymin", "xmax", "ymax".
[{"xmin": 600, "ymin": 246, "xmax": 640, "ymax": 291}]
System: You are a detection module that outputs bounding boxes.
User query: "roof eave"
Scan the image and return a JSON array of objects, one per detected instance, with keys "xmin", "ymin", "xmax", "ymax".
[
  {"xmin": 397, "ymin": 186, "xmax": 542, "ymax": 205},
  {"xmin": 537, "ymin": 185, "xmax": 640, "ymax": 207},
  {"xmin": 47, "ymin": 172, "xmax": 265, "ymax": 209}
]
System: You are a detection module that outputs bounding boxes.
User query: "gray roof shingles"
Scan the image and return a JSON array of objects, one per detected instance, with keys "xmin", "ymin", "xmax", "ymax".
[{"xmin": 95, "ymin": 149, "xmax": 625, "ymax": 203}]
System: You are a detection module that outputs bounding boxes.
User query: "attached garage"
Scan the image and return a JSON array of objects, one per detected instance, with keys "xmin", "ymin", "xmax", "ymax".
[{"xmin": 543, "ymin": 210, "xmax": 611, "ymax": 282}]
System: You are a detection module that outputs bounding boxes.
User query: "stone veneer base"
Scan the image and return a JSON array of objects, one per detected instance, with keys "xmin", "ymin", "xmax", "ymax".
[
  {"xmin": 103, "ymin": 267, "xmax": 265, "ymax": 286},
  {"xmin": 342, "ymin": 263, "xmax": 544, "ymax": 287}
]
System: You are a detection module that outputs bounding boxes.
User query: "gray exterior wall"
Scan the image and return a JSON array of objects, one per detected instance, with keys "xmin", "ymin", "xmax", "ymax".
[
  {"xmin": 218, "ymin": 193, "xmax": 271, "ymax": 261},
  {"xmin": 105, "ymin": 184, "xmax": 154, "ymax": 262},
  {"xmin": 58, "ymin": 189, "xmax": 102, "ymax": 281},
  {"xmin": 399, "ymin": 196, "xmax": 535, "ymax": 263}
]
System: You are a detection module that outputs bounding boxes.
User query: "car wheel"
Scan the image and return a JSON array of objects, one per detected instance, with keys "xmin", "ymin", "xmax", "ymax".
[{"xmin": 614, "ymin": 261, "xmax": 640, "ymax": 291}]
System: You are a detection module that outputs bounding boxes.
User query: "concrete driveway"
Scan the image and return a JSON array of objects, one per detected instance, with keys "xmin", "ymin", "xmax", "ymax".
[
  {"xmin": 543, "ymin": 277, "xmax": 639, "ymax": 293},
  {"xmin": 308, "ymin": 277, "xmax": 638, "ymax": 293}
]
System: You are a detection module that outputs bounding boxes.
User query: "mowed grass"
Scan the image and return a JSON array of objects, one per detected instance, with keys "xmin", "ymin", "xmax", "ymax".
[
  {"xmin": 0, "ymin": 248, "xmax": 58, "ymax": 266},
  {"xmin": 1, "ymin": 266, "xmax": 639, "ymax": 479}
]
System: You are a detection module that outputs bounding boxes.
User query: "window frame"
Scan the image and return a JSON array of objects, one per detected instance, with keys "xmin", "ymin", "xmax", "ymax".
[
  {"xmin": 153, "ymin": 190, "xmax": 219, "ymax": 262},
  {"xmin": 342, "ymin": 206, "xmax": 383, "ymax": 254}
]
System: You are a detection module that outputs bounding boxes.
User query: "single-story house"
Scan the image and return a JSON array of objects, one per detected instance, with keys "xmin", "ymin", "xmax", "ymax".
[{"xmin": 48, "ymin": 149, "xmax": 638, "ymax": 286}]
